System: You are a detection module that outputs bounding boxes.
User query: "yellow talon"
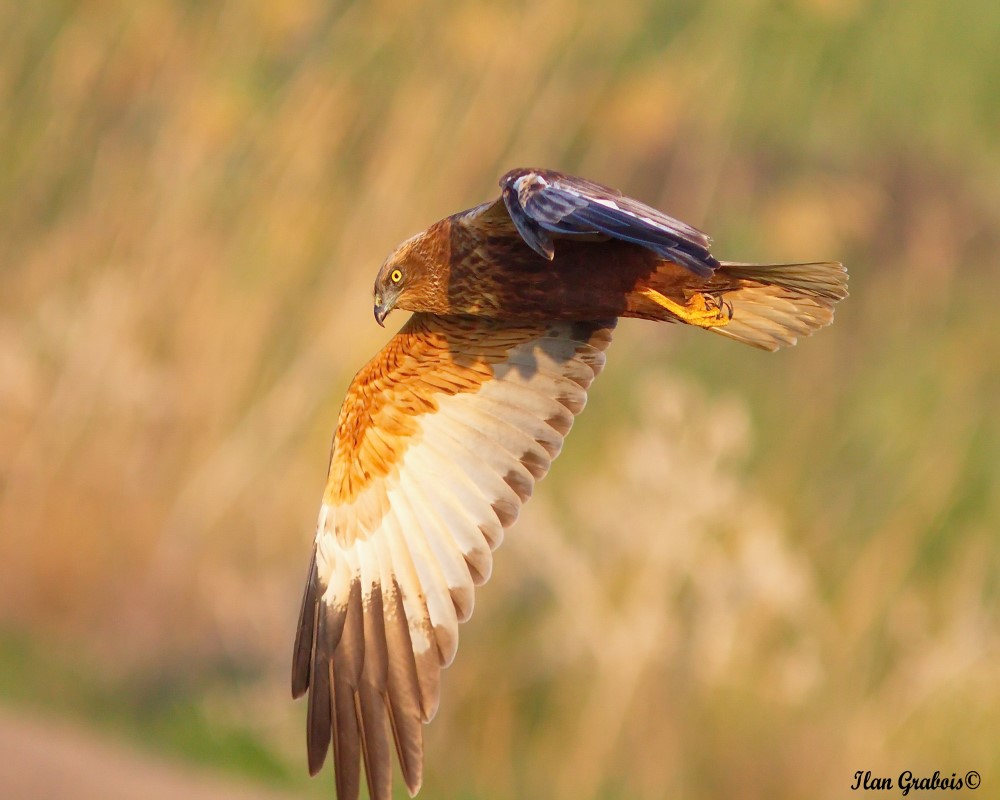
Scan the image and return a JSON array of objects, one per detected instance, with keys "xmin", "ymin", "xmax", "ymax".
[{"xmin": 639, "ymin": 288, "xmax": 731, "ymax": 328}]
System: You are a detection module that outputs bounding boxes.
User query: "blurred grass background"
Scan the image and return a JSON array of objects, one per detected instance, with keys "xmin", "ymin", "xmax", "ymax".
[{"xmin": 2, "ymin": 0, "xmax": 999, "ymax": 797}]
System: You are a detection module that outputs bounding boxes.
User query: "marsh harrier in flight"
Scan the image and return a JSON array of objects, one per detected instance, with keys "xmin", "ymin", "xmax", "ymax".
[{"xmin": 292, "ymin": 168, "xmax": 847, "ymax": 798}]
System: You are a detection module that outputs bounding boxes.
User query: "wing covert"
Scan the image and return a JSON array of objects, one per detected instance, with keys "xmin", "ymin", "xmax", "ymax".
[
  {"xmin": 293, "ymin": 313, "xmax": 615, "ymax": 799},
  {"xmin": 498, "ymin": 167, "xmax": 718, "ymax": 276}
]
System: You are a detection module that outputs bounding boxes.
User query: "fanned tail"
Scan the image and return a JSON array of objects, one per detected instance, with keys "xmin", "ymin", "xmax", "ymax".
[{"xmin": 709, "ymin": 261, "xmax": 848, "ymax": 351}]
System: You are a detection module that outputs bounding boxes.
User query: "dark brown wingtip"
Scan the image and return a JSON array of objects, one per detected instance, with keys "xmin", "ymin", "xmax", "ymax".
[
  {"xmin": 383, "ymin": 577, "xmax": 425, "ymax": 796},
  {"xmin": 305, "ymin": 602, "xmax": 332, "ymax": 776},
  {"xmin": 332, "ymin": 588, "xmax": 366, "ymax": 800},
  {"xmin": 292, "ymin": 549, "xmax": 319, "ymax": 699}
]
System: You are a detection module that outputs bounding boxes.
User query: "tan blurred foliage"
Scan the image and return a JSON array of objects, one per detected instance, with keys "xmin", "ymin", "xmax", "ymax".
[{"xmin": 2, "ymin": 1, "xmax": 999, "ymax": 798}]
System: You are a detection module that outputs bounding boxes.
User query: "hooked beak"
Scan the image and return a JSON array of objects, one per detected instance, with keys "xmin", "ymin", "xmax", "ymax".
[{"xmin": 373, "ymin": 295, "xmax": 390, "ymax": 327}]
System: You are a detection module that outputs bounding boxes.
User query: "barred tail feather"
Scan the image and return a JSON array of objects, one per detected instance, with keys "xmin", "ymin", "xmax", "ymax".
[{"xmin": 711, "ymin": 261, "xmax": 848, "ymax": 351}]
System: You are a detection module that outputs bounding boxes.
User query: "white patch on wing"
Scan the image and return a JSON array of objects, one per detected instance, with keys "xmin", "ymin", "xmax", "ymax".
[
  {"xmin": 515, "ymin": 174, "xmax": 547, "ymax": 194},
  {"xmin": 386, "ymin": 477, "xmax": 460, "ymax": 665},
  {"xmin": 379, "ymin": 510, "xmax": 435, "ymax": 657},
  {"xmin": 591, "ymin": 196, "xmax": 620, "ymax": 209}
]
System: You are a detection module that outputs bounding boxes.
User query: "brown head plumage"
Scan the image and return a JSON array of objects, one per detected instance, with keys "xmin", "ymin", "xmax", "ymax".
[{"xmin": 373, "ymin": 225, "xmax": 450, "ymax": 325}]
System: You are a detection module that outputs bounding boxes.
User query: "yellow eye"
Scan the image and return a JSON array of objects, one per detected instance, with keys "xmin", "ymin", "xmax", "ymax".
[{"xmin": 390, "ymin": 269, "xmax": 403, "ymax": 283}]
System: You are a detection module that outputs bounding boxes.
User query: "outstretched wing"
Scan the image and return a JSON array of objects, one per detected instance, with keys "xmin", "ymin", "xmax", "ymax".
[
  {"xmin": 498, "ymin": 167, "xmax": 718, "ymax": 276},
  {"xmin": 293, "ymin": 313, "xmax": 615, "ymax": 800}
]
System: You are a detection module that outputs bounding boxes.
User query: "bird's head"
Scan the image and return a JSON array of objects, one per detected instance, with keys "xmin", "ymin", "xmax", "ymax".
[{"xmin": 372, "ymin": 231, "xmax": 443, "ymax": 326}]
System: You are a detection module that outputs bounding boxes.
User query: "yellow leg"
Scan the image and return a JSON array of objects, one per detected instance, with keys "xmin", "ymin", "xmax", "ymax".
[{"xmin": 638, "ymin": 288, "xmax": 731, "ymax": 328}]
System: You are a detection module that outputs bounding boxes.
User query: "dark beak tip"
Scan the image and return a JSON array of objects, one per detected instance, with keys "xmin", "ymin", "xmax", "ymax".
[{"xmin": 374, "ymin": 305, "xmax": 386, "ymax": 327}]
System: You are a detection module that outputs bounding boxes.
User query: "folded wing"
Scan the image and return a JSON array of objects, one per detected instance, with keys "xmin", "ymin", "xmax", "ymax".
[
  {"xmin": 292, "ymin": 313, "xmax": 615, "ymax": 800},
  {"xmin": 498, "ymin": 167, "xmax": 718, "ymax": 276}
]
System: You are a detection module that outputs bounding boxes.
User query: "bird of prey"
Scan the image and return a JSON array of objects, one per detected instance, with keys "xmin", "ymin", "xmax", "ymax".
[{"xmin": 292, "ymin": 168, "xmax": 847, "ymax": 799}]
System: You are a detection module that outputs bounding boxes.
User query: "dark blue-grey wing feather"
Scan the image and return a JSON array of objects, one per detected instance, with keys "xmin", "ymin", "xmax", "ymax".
[{"xmin": 500, "ymin": 168, "xmax": 718, "ymax": 277}]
